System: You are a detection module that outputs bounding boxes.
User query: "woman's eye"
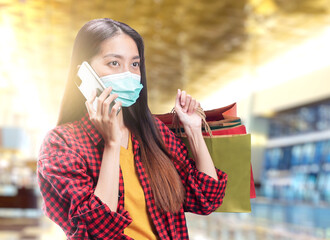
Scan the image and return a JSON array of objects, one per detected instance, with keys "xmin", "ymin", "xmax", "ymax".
[
  {"xmin": 109, "ymin": 61, "xmax": 119, "ymax": 66},
  {"xmin": 132, "ymin": 62, "xmax": 140, "ymax": 67}
]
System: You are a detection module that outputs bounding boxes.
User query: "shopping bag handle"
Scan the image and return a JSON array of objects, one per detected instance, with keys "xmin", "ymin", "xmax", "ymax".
[{"xmin": 170, "ymin": 107, "xmax": 213, "ymax": 137}]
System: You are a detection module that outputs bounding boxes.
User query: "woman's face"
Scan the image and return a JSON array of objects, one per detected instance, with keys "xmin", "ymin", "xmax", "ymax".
[{"xmin": 90, "ymin": 33, "xmax": 141, "ymax": 77}]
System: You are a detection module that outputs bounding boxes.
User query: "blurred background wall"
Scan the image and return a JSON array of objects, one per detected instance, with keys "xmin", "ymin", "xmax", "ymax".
[{"xmin": 0, "ymin": 0, "xmax": 330, "ymax": 239}]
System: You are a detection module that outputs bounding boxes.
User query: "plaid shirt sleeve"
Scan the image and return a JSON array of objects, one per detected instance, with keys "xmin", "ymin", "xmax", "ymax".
[
  {"xmin": 37, "ymin": 128, "xmax": 132, "ymax": 239},
  {"xmin": 154, "ymin": 118, "xmax": 228, "ymax": 215}
]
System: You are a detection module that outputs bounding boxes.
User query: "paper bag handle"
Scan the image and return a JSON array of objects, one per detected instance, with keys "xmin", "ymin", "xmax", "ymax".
[{"xmin": 171, "ymin": 107, "xmax": 213, "ymax": 137}]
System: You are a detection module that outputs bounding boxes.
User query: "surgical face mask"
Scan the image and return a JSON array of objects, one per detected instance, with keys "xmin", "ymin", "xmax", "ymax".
[{"xmin": 100, "ymin": 71, "xmax": 143, "ymax": 107}]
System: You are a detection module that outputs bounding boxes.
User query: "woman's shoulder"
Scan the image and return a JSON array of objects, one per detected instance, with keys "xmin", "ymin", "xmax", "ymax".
[
  {"xmin": 39, "ymin": 120, "xmax": 84, "ymax": 158},
  {"xmin": 45, "ymin": 120, "xmax": 81, "ymax": 143}
]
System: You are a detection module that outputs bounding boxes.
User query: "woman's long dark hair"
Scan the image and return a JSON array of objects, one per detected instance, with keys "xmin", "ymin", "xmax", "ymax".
[{"xmin": 57, "ymin": 18, "xmax": 185, "ymax": 213}]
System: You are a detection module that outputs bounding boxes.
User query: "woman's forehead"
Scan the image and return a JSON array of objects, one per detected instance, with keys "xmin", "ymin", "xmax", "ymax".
[{"xmin": 98, "ymin": 34, "xmax": 139, "ymax": 58}]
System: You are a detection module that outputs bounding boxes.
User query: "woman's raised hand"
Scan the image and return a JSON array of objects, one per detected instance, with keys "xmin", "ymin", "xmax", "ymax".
[
  {"xmin": 85, "ymin": 86, "xmax": 122, "ymax": 146},
  {"xmin": 174, "ymin": 89, "xmax": 202, "ymax": 136}
]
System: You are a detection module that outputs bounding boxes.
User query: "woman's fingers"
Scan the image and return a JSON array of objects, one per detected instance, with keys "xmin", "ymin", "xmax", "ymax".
[
  {"xmin": 176, "ymin": 89, "xmax": 195, "ymax": 113},
  {"xmin": 110, "ymin": 101, "xmax": 122, "ymax": 118},
  {"xmin": 183, "ymin": 94, "xmax": 191, "ymax": 113},
  {"xmin": 175, "ymin": 89, "xmax": 182, "ymax": 109},
  {"xmin": 103, "ymin": 93, "xmax": 118, "ymax": 117},
  {"xmin": 181, "ymin": 90, "xmax": 187, "ymax": 107},
  {"xmin": 176, "ymin": 89, "xmax": 201, "ymax": 115},
  {"xmin": 187, "ymin": 98, "xmax": 196, "ymax": 114},
  {"xmin": 97, "ymin": 87, "xmax": 112, "ymax": 116}
]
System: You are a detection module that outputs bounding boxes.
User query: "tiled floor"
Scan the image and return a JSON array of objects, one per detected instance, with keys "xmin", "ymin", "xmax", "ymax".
[
  {"xmin": 0, "ymin": 216, "xmax": 66, "ymax": 240},
  {"xmin": 185, "ymin": 198, "xmax": 330, "ymax": 240},
  {"xmin": 1, "ymin": 198, "xmax": 330, "ymax": 240},
  {"xmin": 186, "ymin": 213, "xmax": 329, "ymax": 240}
]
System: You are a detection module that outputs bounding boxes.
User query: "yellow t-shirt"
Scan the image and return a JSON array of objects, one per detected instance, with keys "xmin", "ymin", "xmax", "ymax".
[{"xmin": 120, "ymin": 135, "xmax": 158, "ymax": 239}]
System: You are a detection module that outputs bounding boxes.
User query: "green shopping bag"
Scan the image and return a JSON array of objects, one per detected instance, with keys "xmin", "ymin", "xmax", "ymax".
[{"xmin": 182, "ymin": 134, "xmax": 251, "ymax": 212}]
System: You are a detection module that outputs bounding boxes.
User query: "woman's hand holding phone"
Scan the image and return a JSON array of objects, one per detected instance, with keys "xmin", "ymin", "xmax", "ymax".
[
  {"xmin": 88, "ymin": 87, "xmax": 123, "ymax": 211},
  {"xmin": 85, "ymin": 86, "xmax": 122, "ymax": 146}
]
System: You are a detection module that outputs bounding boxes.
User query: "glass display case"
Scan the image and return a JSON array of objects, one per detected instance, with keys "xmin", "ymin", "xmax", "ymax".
[{"xmin": 261, "ymin": 98, "xmax": 330, "ymax": 206}]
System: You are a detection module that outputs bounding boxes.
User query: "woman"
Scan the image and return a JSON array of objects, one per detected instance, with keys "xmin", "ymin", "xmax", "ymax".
[{"xmin": 37, "ymin": 18, "xmax": 227, "ymax": 240}]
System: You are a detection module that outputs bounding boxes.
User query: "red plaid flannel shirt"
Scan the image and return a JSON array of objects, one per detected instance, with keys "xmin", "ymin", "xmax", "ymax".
[{"xmin": 37, "ymin": 113, "xmax": 227, "ymax": 239}]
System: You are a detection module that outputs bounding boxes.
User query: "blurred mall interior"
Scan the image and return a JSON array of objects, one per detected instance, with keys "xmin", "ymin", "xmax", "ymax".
[{"xmin": 0, "ymin": 0, "xmax": 330, "ymax": 239}]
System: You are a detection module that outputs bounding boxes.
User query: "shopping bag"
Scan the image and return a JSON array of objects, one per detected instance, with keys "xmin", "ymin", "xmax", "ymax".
[
  {"xmin": 156, "ymin": 103, "xmax": 237, "ymax": 125},
  {"xmin": 155, "ymin": 104, "xmax": 253, "ymax": 212},
  {"xmin": 181, "ymin": 134, "xmax": 251, "ymax": 212},
  {"xmin": 209, "ymin": 129, "xmax": 256, "ymax": 200},
  {"xmin": 155, "ymin": 103, "xmax": 256, "ymax": 199},
  {"xmin": 202, "ymin": 125, "xmax": 247, "ymax": 136},
  {"xmin": 208, "ymin": 121, "xmax": 256, "ymax": 199}
]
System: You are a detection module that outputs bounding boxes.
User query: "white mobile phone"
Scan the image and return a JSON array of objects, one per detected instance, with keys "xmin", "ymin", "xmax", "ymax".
[{"xmin": 76, "ymin": 61, "xmax": 116, "ymax": 112}]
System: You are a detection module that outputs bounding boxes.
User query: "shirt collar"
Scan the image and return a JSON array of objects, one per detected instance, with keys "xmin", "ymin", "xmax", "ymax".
[{"xmin": 79, "ymin": 112, "xmax": 103, "ymax": 146}]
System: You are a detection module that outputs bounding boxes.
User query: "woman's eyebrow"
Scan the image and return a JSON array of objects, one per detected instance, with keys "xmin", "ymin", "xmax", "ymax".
[
  {"xmin": 103, "ymin": 53, "xmax": 122, "ymax": 59},
  {"xmin": 103, "ymin": 53, "xmax": 140, "ymax": 60}
]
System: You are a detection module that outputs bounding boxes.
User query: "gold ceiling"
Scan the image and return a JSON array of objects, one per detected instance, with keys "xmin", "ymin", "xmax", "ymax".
[{"xmin": 0, "ymin": 0, "xmax": 330, "ymax": 128}]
